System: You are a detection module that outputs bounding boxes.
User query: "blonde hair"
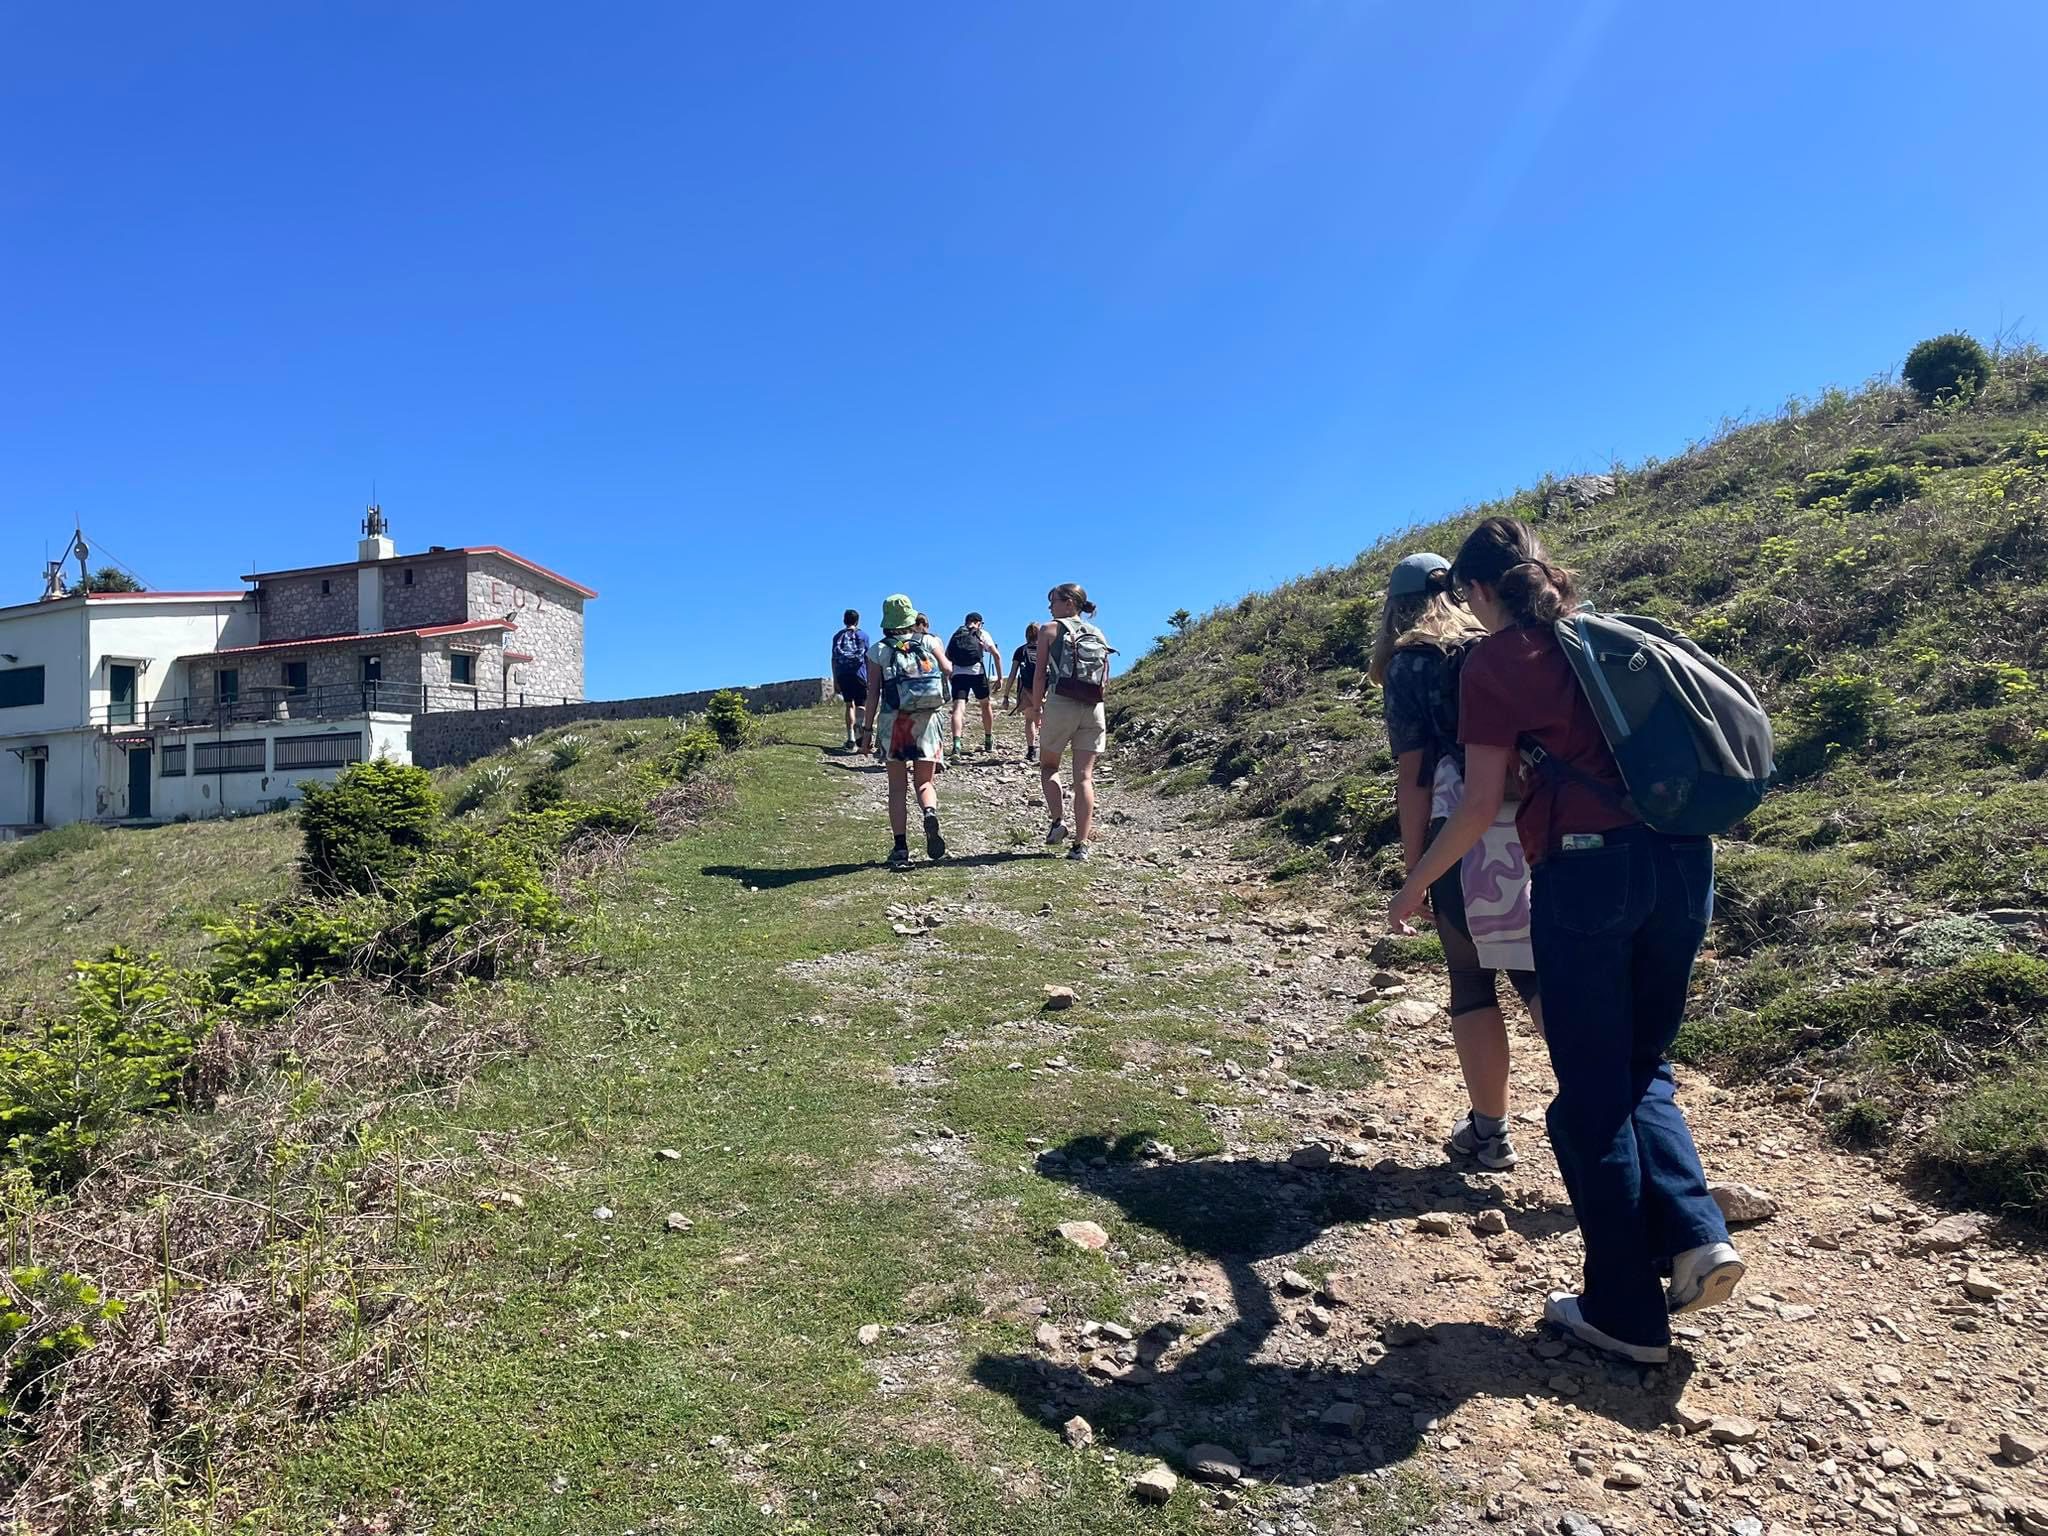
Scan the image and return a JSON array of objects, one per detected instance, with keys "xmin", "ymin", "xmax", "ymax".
[{"xmin": 1367, "ymin": 585, "xmax": 1487, "ymax": 685}]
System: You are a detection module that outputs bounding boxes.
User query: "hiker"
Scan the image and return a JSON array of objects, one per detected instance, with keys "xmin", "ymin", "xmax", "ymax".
[
  {"xmin": 946, "ymin": 613, "xmax": 1005, "ymax": 757},
  {"xmin": 1029, "ymin": 583, "xmax": 1115, "ymax": 861},
  {"xmin": 830, "ymin": 608, "xmax": 870, "ymax": 750},
  {"xmin": 858, "ymin": 593, "xmax": 953, "ymax": 869},
  {"xmin": 1385, "ymin": 517, "xmax": 1742, "ymax": 1366},
  {"xmin": 1369, "ymin": 552, "xmax": 1542, "ymax": 1172},
  {"xmin": 1005, "ymin": 622, "xmax": 1042, "ymax": 764}
]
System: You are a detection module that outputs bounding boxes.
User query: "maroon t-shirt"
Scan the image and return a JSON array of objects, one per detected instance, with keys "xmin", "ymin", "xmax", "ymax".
[{"xmin": 1458, "ymin": 624, "xmax": 1636, "ymax": 863}]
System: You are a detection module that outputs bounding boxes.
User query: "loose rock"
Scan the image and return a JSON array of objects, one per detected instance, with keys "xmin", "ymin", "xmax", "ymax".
[
  {"xmin": 1041, "ymin": 985, "xmax": 1077, "ymax": 1011},
  {"xmin": 1320, "ymin": 1401, "xmax": 1367, "ymax": 1432},
  {"xmin": 1184, "ymin": 1443, "xmax": 1242, "ymax": 1484},
  {"xmin": 2002, "ymin": 1430, "xmax": 2046, "ymax": 1465},
  {"xmin": 1131, "ymin": 1464, "xmax": 1177, "ymax": 1503},
  {"xmin": 1062, "ymin": 1415, "xmax": 1094, "ymax": 1449},
  {"xmin": 1709, "ymin": 1416, "xmax": 1760, "ymax": 1445},
  {"xmin": 1055, "ymin": 1220, "xmax": 1109, "ymax": 1251},
  {"xmin": 856, "ymin": 1323, "xmax": 882, "ymax": 1347},
  {"xmin": 1415, "ymin": 1212, "xmax": 1459, "ymax": 1236},
  {"xmin": 663, "ymin": 1211, "xmax": 693, "ymax": 1233},
  {"xmin": 1473, "ymin": 1209, "xmax": 1509, "ymax": 1236},
  {"xmin": 1606, "ymin": 1461, "xmax": 1647, "ymax": 1489},
  {"xmin": 1709, "ymin": 1181, "xmax": 1780, "ymax": 1225},
  {"xmin": 1289, "ymin": 1143, "xmax": 1333, "ymax": 1171}
]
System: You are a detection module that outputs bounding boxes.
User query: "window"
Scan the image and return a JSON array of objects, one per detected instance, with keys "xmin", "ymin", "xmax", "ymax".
[
  {"xmin": 321, "ymin": 578, "xmax": 331, "ymax": 595},
  {"xmin": 194, "ymin": 740, "xmax": 266, "ymax": 774},
  {"xmin": 274, "ymin": 733, "xmax": 364, "ymax": 770},
  {"xmin": 404, "ymin": 568, "xmax": 414, "ymax": 586},
  {"xmin": 160, "ymin": 744, "xmax": 186, "ymax": 777},
  {"xmin": 450, "ymin": 653, "xmax": 475, "ymax": 687},
  {"xmin": 284, "ymin": 661, "xmax": 309, "ymax": 696},
  {"xmin": 360, "ymin": 656, "xmax": 382, "ymax": 684},
  {"xmin": 0, "ymin": 666, "xmax": 45, "ymax": 710},
  {"xmin": 216, "ymin": 669, "xmax": 239, "ymax": 705}
]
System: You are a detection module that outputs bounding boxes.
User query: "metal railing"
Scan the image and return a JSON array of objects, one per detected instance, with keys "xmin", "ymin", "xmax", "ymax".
[{"xmin": 91, "ymin": 682, "xmax": 580, "ymax": 731}]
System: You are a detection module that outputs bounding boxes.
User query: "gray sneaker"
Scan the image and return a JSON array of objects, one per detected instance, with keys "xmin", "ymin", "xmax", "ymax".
[
  {"xmin": 1449, "ymin": 1112, "xmax": 1519, "ymax": 1170},
  {"xmin": 1045, "ymin": 821, "xmax": 1068, "ymax": 847},
  {"xmin": 1066, "ymin": 843, "xmax": 1091, "ymax": 861}
]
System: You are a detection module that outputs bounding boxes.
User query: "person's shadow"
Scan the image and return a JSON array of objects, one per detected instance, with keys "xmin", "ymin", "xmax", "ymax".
[
  {"xmin": 970, "ymin": 1132, "xmax": 1689, "ymax": 1483},
  {"xmin": 701, "ymin": 850, "xmax": 1043, "ymax": 889}
]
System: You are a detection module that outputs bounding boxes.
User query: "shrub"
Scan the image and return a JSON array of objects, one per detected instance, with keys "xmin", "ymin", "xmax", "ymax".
[
  {"xmin": 548, "ymin": 733, "xmax": 589, "ymax": 770},
  {"xmin": 1777, "ymin": 671, "xmax": 1894, "ymax": 780},
  {"xmin": 705, "ymin": 691, "xmax": 760, "ymax": 751},
  {"xmin": 298, "ymin": 761, "xmax": 442, "ymax": 894},
  {"xmin": 1903, "ymin": 332, "xmax": 1991, "ymax": 405},
  {"xmin": 204, "ymin": 901, "xmax": 382, "ymax": 1014},
  {"xmin": 450, "ymin": 763, "xmax": 516, "ymax": 817},
  {"xmin": 521, "ymin": 772, "xmax": 568, "ymax": 812},
  {"xmin": 0, "ymin": 1264, "xmax": 126, "ymax": 1419},
  {"xmin": 402, "ymin": 837, "xmax": 569, "ymax": 976},
  {"xmin": 656, "ymin": 725, "xmax": 722, "ymax": 781}
]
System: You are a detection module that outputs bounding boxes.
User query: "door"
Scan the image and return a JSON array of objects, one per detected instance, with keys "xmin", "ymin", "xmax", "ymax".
[
  {"xmin": 109, "ymin": 663, "xmax": 138, "ymax": 726},
  {"xmin": 128, "ymin": 747, "xmax": 151, "ymax": 819},
  {"xmin": 31, "ymin": 758, "xmax": 46, "ymax": 825}
]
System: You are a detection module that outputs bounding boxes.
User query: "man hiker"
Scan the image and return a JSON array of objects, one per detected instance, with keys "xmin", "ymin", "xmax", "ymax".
[
  {"xmin": 830, "ymin": 608, "xmax": 870, "ymax": 750},
  {"xmin": 946, "ymin": 613, "xmax": 1005, "ymax": 757},
  {"xmin": 860, "ymin": 592, "xmax": 954, "ymax": 869},
  {"xmin": 1005, "ymin": 621, "xmax": 1042, "ymax": 764}
]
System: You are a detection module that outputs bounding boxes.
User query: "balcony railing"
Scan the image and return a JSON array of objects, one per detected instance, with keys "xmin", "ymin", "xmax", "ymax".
[{"xmin": 92, "ymin": 682, "xmax": 580, "ymax": 731}]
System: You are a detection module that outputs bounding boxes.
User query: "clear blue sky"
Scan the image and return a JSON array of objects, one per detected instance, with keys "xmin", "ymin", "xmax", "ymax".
[{"xmin": 3, "ymin": 3, "xmax": 2041, "ymax": 696}]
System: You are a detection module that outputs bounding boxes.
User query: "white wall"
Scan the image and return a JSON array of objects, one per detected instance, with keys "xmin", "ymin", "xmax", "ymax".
[
  {"xmin": 0, "ymin": 600, "xmax": 88, "ymax": 736},
  {"xmin": 86, "ymin": 598, "xmax": 257, "ymax": 718},
  {"xmin": 151, "ymin": 711, "xmax": 413, "ymax": 822}
]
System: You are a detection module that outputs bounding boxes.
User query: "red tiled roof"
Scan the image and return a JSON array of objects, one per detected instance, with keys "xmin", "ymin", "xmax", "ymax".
[
  {"xmin": 241, "ymin": 545, "xmax": 597, "ymax": 599},
  {"xmin": 181, "ymin": 619, "xmax": 512, "ymax": 660}
]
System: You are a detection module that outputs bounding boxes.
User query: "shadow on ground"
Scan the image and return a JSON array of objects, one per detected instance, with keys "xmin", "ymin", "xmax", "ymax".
[
  {"xmin": 701, "ymin": 850, "xmax": 1044, "ymax": 889},
  {"xmin": 972, "ymin": 1132, "xmax": 1687, "ymax": 1484}
]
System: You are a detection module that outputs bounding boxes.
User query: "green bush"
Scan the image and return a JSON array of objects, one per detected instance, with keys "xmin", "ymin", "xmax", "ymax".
[
  {"xmin": 1903, "ymin": 332, "xmax": 1992, "ymax": 405},
  {"xmin": 656, "ymin": 725, "xmax": 722, "ymax": 781},
  {"xmin": 521, "ymin": 772, "xmax": 569, "ymax": 812},
  {"xmin": 204, "ymin": 901, "xmax": 381, "ymax": 1015},
  {"xmin": 298, "ymin": 760, "xmax": 442, "ymax": 894},
  {"xmin": 0, "ymin": 1264, "xmax": 126, "ymax": 1417},
  {"xmin": 548, "ymin": 733, "xmax": 589, "ymax": 769},
  {"xmin": 705, "ymin": 691, "xmax": 760, "ymax": 751},
  {"xmin": 1923, "ymin": 1068, "xmax": 2048, "ymax": 1211},
  {"xmin": 1778, "ymin": 671, "xmax": 1895, "ymax": 780}
]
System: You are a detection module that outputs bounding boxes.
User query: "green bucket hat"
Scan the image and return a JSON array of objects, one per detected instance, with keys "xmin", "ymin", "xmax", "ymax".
[{"xmin": 882, "ymin": 593, "xmax": 917, "ymax": 631}]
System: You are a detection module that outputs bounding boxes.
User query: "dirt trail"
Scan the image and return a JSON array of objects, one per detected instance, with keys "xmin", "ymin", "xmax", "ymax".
[{"xmin": 828, "ymin": 740, "xmax": 2048, "ymax": 1536}]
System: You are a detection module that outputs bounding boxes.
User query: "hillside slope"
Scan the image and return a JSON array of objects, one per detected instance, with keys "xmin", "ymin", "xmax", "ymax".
[{"xmin": 1111, "ymin": 341, "xmax": 2048, "ymax": 1213}]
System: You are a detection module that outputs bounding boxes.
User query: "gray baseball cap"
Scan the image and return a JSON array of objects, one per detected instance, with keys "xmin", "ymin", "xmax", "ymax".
[{"xmin": 1387, "ymin": 552, "xmax": 1450, "ymax": 598}]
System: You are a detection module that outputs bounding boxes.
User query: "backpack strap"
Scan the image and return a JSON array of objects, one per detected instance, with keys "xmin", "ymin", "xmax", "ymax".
[{"xmin": 1522, "ymin": 742, "xmax": 1637, "ymax": 815}]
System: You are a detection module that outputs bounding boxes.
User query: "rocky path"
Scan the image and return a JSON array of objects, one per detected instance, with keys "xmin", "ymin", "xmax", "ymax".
[{"xmin": 829, "ymin": 740, "xmax": 2048, "ymax": 1536}]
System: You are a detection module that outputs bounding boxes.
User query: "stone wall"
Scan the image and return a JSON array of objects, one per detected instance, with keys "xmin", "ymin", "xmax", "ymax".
[
  {"xmin": 410, "ymin": 677, "xmax": 830, "ymax": 769},
  {"xmin": 465, "ymin": 554, "xmax": 584, "ymax": 700},
  {"xmin": 381, "ymin": 556, "xmax": 469, "ymax": 631},
  {"xmin": 191, "ymin": 641, "xmax": 425, "ymax": 705},
  {"xmin": 257, "ymin": 572, "xmax": 359, "ymax": 642}
]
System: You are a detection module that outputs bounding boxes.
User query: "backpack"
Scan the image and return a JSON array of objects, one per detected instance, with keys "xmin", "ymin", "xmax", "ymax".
[
  {"xmin": 1050, "ymin": 618, "xmax": 1117, "ymax": 705},
  {"xmin": 946, "ymin": 626, "xmax": 985, "ymax": 669},
  {"xmin": 832, "ymin": 627, "xmax": 866, "ymax": 668},
  {"xmin": 879, "ymin": 635, "xmax": 947, "ymax": 715},
  {"xmin": 1396, "ymin": 637, "xmax": 1479, "ymax": 789},
  {"xmin": 1534, "ymin": 610, "xmax": 1775, "ymax": 836}
]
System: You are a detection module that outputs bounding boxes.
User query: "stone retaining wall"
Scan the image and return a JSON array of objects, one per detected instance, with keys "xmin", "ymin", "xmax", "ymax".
[{"xmin": 409, "ymin": 677, "xmax": 831, "ymax": 769}]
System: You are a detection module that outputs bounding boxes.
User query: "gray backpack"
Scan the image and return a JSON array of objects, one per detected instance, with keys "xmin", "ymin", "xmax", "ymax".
[
  {"xmin": 1050, "ymin": 619, "xmax": 1117, "ymax": 706},
  {"xmin": 1533, "ymin": 611, "xmax": 1774, "ymax": 836}
]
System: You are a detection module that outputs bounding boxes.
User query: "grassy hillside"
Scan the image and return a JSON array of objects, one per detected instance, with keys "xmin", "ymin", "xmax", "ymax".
[{"xmin": 1110, "ymin": 338, "xmax": 2048, "ymax": 1213}]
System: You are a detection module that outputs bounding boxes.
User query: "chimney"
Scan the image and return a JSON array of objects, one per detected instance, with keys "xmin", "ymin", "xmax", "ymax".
[{"xmin": 357, "ymin": 504, "xmax": 392, "ymax": 634}]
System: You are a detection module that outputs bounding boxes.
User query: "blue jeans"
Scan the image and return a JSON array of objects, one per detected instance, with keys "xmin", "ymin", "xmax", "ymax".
[{"xmin": 1532, "ymin": 826, "xmax": 1729, "ymax": 1349}]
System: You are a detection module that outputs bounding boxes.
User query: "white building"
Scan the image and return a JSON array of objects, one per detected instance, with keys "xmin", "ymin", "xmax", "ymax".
[{"xmin": 0, "ymin": 587, "xmax": 407, "ymax": 834}]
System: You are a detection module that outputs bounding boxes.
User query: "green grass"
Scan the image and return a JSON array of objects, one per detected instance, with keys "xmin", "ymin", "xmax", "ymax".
[
  {"xmin": 0, "ymin": 810, "xmax": 300, "ymax": 1010},
  {"xmin": 1108, "ymin": 342, "xmax": 2048, "ymax": 1212},
  {"xmin": 243, "ymin": 707, "xmax": 1318, "ymax": 1534}
]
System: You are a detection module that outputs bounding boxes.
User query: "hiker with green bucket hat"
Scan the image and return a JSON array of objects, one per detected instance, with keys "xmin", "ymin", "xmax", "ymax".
[{"xmin": 860, "ymin": 593, "xmax": 954, "ymax": 869}]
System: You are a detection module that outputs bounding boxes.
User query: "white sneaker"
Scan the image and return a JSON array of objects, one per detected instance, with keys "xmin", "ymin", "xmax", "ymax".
[
  {"xmin": 1667, "ymin": 1241, "xmax": 1745, "ymax": 1314},
  {"xmin": 1045, "ymin": 821, "xmax": 1068, "ymax": 846},
  {"xmin": 1448, "ymin": 1112, "xmax": 1519, "ymax": 1170},
  {"xmin": 1543, "ymin": 1292, "xmax": 1669, "ymax": 1364}
]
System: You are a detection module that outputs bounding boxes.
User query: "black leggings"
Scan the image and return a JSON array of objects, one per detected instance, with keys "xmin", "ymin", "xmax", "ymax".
[{"xmin": 1427, "ymin": 817, "xmax": 1539, "ymax": 1018}]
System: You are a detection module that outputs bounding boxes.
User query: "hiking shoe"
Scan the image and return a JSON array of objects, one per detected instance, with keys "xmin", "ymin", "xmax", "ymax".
[
  {"xmin": 1543, "ymin": 1292, "xmax": 1669, "ymax": 1365},
  {"xmin": 1045, "ymin": 821, "xmax": 1068, "ymax": 847},
  {"xmin": 1025, "ymin": 746, "xmax": 1038, "ymax": 764},
  {"xmin": 923, "ymin": 811, "xmax": 947, "ymax": 861},
  {"xmin": 983, "ymin": 736, "xmax": 994, "ymax": 753},
  {"xmin": 1066, "ymin": 843, "xmax": 1091, "ymax": 861},
  {"xmin": 1667, "ymin": 1241, "xmax": 1745, "ymax": 1314},
  {"xmin": 1449, "ymin": 1112, "xmax": 1519, "ymax": 1170},
  {"xmin": 888, "ymin": 843, "xmax": 913, "ymax": 871}
]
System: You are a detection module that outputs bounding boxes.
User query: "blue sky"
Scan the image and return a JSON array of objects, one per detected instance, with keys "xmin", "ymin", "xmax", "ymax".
[{"xmin": 3, "ymin": 3, "xmax": 2042, "ymax": 696}]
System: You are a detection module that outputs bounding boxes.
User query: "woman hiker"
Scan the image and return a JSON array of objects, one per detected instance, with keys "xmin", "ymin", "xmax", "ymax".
[
  {"xmin": 859, "ymin": 593, "xmax": 953, "ymax": 870},
  {"xmin": 1369, "ymin": 551, "xmax": 1542, "ymax": 1172},
  {"xmin": 1028, "ymin": 584, "xmax": 1115, "ymax": 862},
  {"xmin": 1385, "ymin": 517, "xmax": 1743, "ymax": 1366},
  {"xmin": 1006, "ymin": 621, "xmax": 1043, "ymax": 765}
]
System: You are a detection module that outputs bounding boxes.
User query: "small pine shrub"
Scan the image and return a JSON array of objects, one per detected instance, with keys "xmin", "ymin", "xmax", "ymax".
[
  {"xmin": 298, "ymin": 761, "xmax": 442, "ymax": 894},
  {"xmin": 1829, "ymin": 1100, "xmax": 1892, "ymax": 1148},
  {"xmin": 656, "ymin": 725, "xmax": 722, "ymax": 781},
  {"xmin": 521, "ymin": 772, "xmax": 568, "ymax": 812},
  {"xmin": 548, "ymin": 733, "xmax": 589, "ymax": 770},
  {"xmin": 705, "ymin": 691, "xmax": 760, "ymax": 751},
  {"xmin": 0, "ymin": 1264, "xmax": 126, "ymax": 1418},
  {"xmin": 1903, "ymin": 332, "xmax": 1992, "ymax": 405}
]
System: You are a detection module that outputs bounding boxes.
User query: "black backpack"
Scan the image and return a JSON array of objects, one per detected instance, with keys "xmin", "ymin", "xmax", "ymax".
[
  {"xmin": 1399, "ymin": 637, "xmax": 1479, "ymax": 789},
  {"xmin": 946, "ymin": 626, "xmax": 985, "ymax": 668}
]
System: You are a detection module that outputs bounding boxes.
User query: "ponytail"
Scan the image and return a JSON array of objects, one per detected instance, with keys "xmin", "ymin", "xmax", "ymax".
[{"xmin": 1449, "ymin": 517, "xmax": 1580, "ymax": 628}]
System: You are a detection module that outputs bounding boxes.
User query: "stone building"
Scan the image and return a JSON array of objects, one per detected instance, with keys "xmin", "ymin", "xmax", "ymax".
[{"xmin": 182, "ymin": 508, "xmax": 594, "ymax": 712}]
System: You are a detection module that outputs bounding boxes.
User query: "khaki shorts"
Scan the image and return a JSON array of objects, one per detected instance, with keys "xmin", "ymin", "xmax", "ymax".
[{"xmin": 1040, "ymin": 692, "xmax": 1106, "ymax": 760}]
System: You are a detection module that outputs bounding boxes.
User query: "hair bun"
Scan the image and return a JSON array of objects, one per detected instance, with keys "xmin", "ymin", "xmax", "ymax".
[{"xmin": 1424, "ymin": 566, "xmax": 1454, "ymax": 595}]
